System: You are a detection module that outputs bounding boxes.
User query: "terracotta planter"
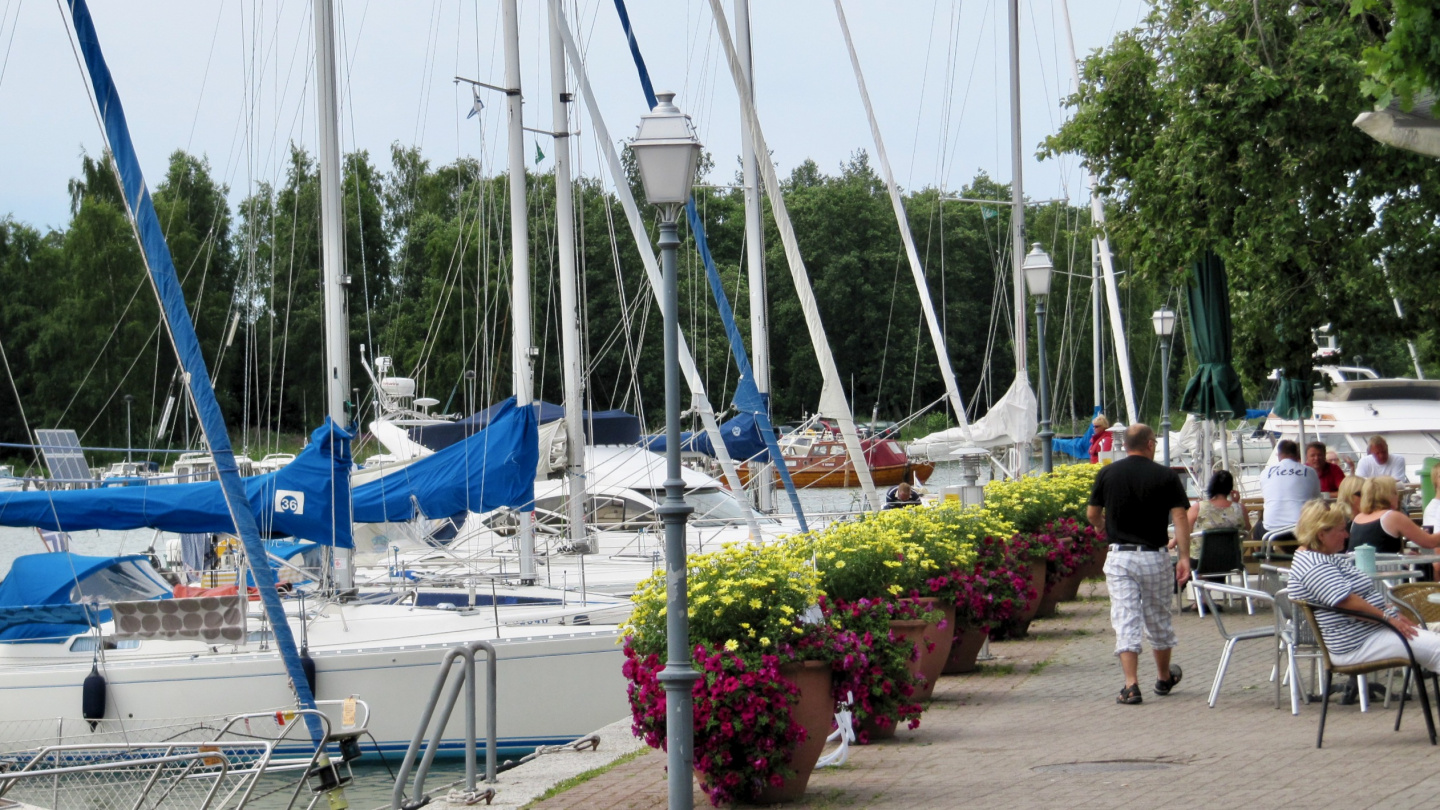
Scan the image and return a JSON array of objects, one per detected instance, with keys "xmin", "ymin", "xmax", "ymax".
[
  {"xmin": 858, "ymin": 618, "xmax": 927, "ymax": 742},
  {"xmin": 942, "ymin": 625, "xmax": 988, "ymax": 675},
  {"xmin": 901, "ymin": 598, "xmax": 956, "ymax": 701},
  {"xmin": 1054, "ymin": 569, "xmax": 1085, "ymax": 602},
  {"xmin": 1077, "ymin": 545, "xmax": 1109, "ymax": 580},
  {"xmin": 997, "ymin": 560, "xmax": 1047, "ymax": 638},
  {"xmin": 752, "ymin": 660, "xmax": 834, "ymax": 804},
  {"xmin": 1034, "ymin": 578, "xmax": 1062, "ymax": 619}
]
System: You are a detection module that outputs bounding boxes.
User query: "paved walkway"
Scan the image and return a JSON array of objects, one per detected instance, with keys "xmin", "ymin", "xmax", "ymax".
[{"xmin": 533, "ymin": 581, "xmax": 1440, "ymax": 809}]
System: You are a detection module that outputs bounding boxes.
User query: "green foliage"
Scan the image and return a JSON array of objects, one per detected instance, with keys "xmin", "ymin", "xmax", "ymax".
[
  {"xmin": 1351, "ymin": 0, "xmax": 1440, "ymax": 109},
  {"xmin": 1045, "ymin": 0, "xmax": 1440, "ymax": 386}
]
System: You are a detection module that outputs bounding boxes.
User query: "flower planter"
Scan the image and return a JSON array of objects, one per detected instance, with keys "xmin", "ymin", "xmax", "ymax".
[
  {"xmin": 858, "ymin": 618, "xmax": 927, "ymax": 741},
  {"xmin": 752, "ymin": 660, "xmax": 834, "ymax": 804},
  {"xmin": 996, "ymin": 561, "xmax": 1047, "ymax": 638},
  {"xmin": 901, "ymin": 598, "xmax": 955, "ymax": 701},
  {"xmin": 1054, "ymin": 569, "xmax": 1085, "ymax": 602},
  {"xmin": 1034, "ymin": 577, "xmax": 1062, "ymax": 619},
  {"xmin": 942, "ymin": 625, "xmax": 988, "ymax": 675},
  {"xmin": 1077, "ymin": 545, "xmax": 1109, "ymax": 580}
]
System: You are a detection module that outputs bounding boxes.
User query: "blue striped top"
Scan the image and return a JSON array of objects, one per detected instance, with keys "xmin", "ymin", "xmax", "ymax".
[{"xmin": 1290, "ymin": 549, "xmax": 1392, "ymax": 655}]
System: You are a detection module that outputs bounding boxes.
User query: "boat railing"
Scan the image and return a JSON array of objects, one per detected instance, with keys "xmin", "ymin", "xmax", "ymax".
[
  {"xmin": 392, "ymin": 640, "xmax": 498, "ymax": 810},
  {"xmin": 0, "ymin": 705, "xmax": 367, "ymax": 810}
]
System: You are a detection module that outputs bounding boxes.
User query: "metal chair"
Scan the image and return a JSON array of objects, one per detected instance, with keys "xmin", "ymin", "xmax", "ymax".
[
  {"xmin": 1295, "ymin": 599, "xmax": 1438, "ymax": 748},
  {"xmin": 1192, "ymin": 528, "xmax": 1252, "ymax": 617},
  {"xmin": 1272, "ymin": 588, "xmax": 1324, "ymax": 715},
  {"xmin": 1192, "ymin": 581, "xmax": 1277, "ymax": 708}
]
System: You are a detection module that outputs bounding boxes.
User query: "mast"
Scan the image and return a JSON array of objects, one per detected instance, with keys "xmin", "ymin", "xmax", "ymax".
[
  {"xmin": 313, "ymin": 0, "xmax": 352, "ymax": 584},
  {"xmin": 503, "ymin": 0, "xmax": 537, "ymax": 584},
  {"xmin": 1092, "ymin": 238, "xmax": 1103, "ymax": 409},
  {"xmin": 735, "ymin": 0, "xmax": 773, "ymax": 513},
  {"xmin": 1008, "ymin": 0, "xmax": 1026, "ymax": 377},
  {"xmin": 1059, "ymin": 0, "xmax": 1138, "ymax": 425},
  {"xmin": 548, "ymin": 0, "xmax": 587, "ymax": 547}
]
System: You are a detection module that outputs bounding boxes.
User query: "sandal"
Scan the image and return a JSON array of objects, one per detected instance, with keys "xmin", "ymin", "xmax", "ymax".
[
  {"xmin": 1117, "ymin": 683, "xmax": 1142, "ymax": 705},
  {"xmin": 1155, "ymin": 664, "xmax": 1183, "ymax": 696}
]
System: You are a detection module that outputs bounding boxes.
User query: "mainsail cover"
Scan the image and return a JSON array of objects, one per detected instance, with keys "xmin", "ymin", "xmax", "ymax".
[
  {"xmin": 352, "ymin": 397, "xmax": 538, "ymax": 522},
  {"xmin": 0, "ymin": 420, "xmax": 354, "ymax": 548},
  {"xmin": 908, "ymin": 378, "xmax": 1039, "ymax": 458}
]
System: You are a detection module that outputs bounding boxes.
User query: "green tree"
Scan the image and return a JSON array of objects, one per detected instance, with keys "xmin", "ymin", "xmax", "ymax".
[{"xmin": 1044, "ymin": 0, "xmax": 1440, "ymax": 389}]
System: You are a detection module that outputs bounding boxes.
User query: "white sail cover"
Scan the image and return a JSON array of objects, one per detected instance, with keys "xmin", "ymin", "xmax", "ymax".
[{"xmin": 909, "ymin": 378, "xmax": 1037, "ymax": 459}]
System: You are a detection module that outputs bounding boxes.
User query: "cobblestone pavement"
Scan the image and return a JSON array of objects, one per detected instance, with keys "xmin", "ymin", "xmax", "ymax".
[{"xmin": 534, "ymin": 581, "xmax": 1440, "ymax": 809}]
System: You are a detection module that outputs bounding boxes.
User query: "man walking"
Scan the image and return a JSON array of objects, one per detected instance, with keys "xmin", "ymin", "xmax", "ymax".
[{"xmin": 1088, "ymin": 424, "xmax": 1191, "ymax": 705}]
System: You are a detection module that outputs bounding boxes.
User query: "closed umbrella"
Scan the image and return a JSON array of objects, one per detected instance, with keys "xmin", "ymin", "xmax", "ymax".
[
  {"xmin": 1181, "ymin": 251, "xmax": 1248, "ymax": 474},
  {"xmin": 1273, "ymin": 376, "xmax": 1314, "ymax": 447}
]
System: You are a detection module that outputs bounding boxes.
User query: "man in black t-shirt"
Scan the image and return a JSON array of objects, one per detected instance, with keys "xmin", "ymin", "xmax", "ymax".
[{"xmin": 1087, "ymin": 424, "xmax": 1192, "ymax": 705}]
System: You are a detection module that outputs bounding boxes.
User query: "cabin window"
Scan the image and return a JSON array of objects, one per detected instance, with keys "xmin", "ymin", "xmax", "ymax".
[{"xmin": 70, "ymin": 637, "xmax": 140, "ymax": 652}]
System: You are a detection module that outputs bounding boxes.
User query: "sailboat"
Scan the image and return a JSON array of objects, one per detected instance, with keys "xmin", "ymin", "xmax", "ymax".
[{"xmin": 0, "ymin": 0, "xmax": 628, "ymax": 758}]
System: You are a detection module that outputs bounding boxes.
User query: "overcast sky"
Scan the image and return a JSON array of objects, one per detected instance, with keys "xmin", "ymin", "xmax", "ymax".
[{"xmin": 0, "ymin": 0, "xmax": 1146, "ymax": 231}]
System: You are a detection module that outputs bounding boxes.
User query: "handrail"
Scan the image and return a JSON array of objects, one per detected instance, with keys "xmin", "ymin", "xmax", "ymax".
[
  {"xmin": 0, "ymin": 750, "xmax": 234, "ymax": 809},
  {"xmin": 391, "ymin": 640, "xmax": 499, "ymax": 809}
]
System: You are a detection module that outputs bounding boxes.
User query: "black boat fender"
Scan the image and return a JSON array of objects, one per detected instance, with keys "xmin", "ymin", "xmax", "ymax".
[{"xmin": 82, "ymin": 663, "xmax": 106, "ymax": 730}]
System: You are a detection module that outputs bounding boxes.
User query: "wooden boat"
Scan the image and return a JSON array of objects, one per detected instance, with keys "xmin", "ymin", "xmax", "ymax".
[{"xmin": 740, "ymin": 428, "xmax": 934, "ymax": 489}]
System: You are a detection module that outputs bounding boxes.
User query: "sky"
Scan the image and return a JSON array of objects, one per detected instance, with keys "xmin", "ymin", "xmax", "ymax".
[{"xmin": 0, "ymin": 0, "xmax": 1147, "ymax": 232}]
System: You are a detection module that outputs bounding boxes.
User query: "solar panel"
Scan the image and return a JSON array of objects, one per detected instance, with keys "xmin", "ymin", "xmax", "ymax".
[{"xmin": 34, "ymin": 429, "xmax": 93, "ymax": 484}]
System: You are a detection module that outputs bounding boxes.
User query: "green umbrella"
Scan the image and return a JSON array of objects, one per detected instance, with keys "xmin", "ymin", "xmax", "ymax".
[
  {"xmin": 1180, "ymin": 251, "xmax": 1248, "ymax": 418},
  {"xmin": 1273, "ymin": 377, "xmax": 1313, "ymax": 420}
]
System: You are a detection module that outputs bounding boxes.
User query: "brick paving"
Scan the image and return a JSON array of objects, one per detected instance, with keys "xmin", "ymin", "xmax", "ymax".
[{"xmin": 533, "ymin": 580, "xmax": 1440, "ymax": 809}]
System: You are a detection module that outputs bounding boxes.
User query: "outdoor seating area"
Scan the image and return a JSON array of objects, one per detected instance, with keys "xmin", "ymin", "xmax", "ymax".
[{"xmin": 1191, "ymin": 551, "xmax": 1440, "ymax": 750}]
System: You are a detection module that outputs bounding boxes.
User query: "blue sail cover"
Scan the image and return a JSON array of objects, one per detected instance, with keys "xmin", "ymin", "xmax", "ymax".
[
  {"xmin": 353, "ymin": 397, "xmax": 538, "ymax": 522},
  {"xmin": 0, "ymin": 553, "xmax": 169, "ymax": 642},
  {"xmin": 646, "ymin": 412, "xmax": 771, "ymax": 463},
  {"xmin": 0, "ymin": 420, "xmax": 354, "ymax": 548}
]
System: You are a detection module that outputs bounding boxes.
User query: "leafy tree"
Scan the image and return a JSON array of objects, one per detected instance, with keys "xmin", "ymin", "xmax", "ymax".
[{"xmin": 1044, "ymin": 0, "xmax": 1440, "ymax": 392}]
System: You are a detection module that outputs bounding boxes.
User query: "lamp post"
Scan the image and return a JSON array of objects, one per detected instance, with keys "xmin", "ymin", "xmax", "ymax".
[
  {"xmin": 1023, "ymin": 243, "xmax": 1054, "ymax": 473},
  {"xmin": 1151, "ymin": 306, "xmax": 1177, "ymax": 467},
  {"xmin": 123, "ymin": 394, "xmax": 135, "ymax": 465},
  {"xmin": 630, "ymin": 91, "xmax": 703, "ymax": 810}
]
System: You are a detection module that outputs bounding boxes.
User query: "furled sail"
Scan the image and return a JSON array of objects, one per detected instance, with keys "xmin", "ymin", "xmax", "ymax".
[{"xmin": 0, "ymin": 420, "xmax": 354, "ymax": 548}]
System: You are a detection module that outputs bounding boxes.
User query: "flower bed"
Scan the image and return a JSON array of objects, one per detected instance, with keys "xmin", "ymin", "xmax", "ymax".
[{"xmin": 620, "ymin": 463, "xmax": 1102, "ymax": 804}]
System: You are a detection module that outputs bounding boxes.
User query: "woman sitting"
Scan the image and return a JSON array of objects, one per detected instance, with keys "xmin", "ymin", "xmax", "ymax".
[
  {"xmin": 1348, "ymin": 476, "xmax": 1440, "ymax": 554},
  {"xmin": 1336, "ymin": 475, "xmax": 1366, "ymax": 526},
  {"xmin": 1290, "ymin": 500, "xmax": 1440, "ymax": 672},
  {"xmin": 1185, "ymin": 469, "xmax": 1249, "ymax": 571}
]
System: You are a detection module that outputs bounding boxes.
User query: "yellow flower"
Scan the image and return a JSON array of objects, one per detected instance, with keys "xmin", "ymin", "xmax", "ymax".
[
  {"xmin": 724, "ymin": 639, "xmax": 739, "ymax": 651},
  {"xmin": 749, "ymin": 598, "xmax": 762, "ymax": 609},
  {"xmin": 835, "ymin": 560, "xmax": 846, "ymax": 568},
  {"xmin": 760, "ymin": 637, "xmax": 771, "ymax": 646}
]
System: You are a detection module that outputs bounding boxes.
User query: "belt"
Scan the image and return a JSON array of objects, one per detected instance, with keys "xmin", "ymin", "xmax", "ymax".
[{"xmin": 1109, "ymin": 544, "xmax": 1165, "ymax": 553}]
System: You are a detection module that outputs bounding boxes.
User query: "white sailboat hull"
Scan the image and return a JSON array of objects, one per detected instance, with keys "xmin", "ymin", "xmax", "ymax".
[{"xmin": 0, "ymin": 621, "xmax": 627, "ymax": 757}]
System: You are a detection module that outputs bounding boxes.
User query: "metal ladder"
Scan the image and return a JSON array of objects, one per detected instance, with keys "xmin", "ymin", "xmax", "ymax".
[{"xmin": 391, "ymin": 641, "xmax": 498, "ymax": 809}]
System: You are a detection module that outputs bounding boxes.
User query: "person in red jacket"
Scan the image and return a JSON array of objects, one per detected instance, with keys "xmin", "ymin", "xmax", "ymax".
[
  {"xmin": 1089, "ymin": 414, "xmax": 1114, "ymax": 463},
  {"xmin": 1306, "ymin": 441, "xmax": 1346, "ymax": 494}
]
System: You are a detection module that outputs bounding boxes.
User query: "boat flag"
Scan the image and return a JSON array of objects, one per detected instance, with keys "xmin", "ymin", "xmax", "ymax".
[
  {"xmin": 467, "ymin": 87, "xmax": 484, "ymax": 119},
  {"xmin": 37, "ymin": 529, "xmax": 70, "ymax": 553},
  {"xmin": 534, "ymin": 141, "xmax": 546, "ymax": 164}
]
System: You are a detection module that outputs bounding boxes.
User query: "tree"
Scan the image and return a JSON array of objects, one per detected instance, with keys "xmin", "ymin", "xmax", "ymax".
[{"xmin": 1044, "ymin": 0, "xmax": 1440, "ymax": 391}]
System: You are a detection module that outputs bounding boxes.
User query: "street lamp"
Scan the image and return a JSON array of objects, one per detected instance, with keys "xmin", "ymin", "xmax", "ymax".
[
  {"xmin": 1151, "ymin": 306, "xmax": 1177, "ymax": 467},
  {"xmin": 630, "ymin": 90, "xmax": 702, "ymax": 810},
  {"xmin": 123, "ymin": 394, "xmax": 135, "ymax": 465},
  {"xmin": 1023, "ymin": 243, "xmax": 1054, "ymax": 473}
]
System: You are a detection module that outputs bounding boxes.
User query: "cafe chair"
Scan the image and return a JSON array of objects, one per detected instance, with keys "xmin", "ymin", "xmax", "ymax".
[
  {"xmin": 1192, "ymin": 581, "xmax": 1276, "ymax": 708},
  {"xmin": 1295, "ymin": 600, "xmax": 1438, "ymax": 749},
  {"xmin": 1191, "ymin": 528, "xmax": 1252, "ymax": 617},
  {"xmin": 1272, "ymin": 588, "xmax": 1324, "ymax": 715}
]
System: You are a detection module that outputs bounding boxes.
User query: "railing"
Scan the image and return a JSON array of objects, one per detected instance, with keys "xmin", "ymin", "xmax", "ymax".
[{"xmin": 392, "ymin": 640, "xmax": 499, "ymax": 810}]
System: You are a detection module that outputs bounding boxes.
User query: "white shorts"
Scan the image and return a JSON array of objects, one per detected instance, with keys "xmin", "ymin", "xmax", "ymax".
[{"xmin": 1104, "ymin": 550, "xmax": 1177, "ymax": 655}]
